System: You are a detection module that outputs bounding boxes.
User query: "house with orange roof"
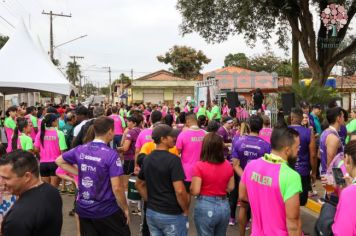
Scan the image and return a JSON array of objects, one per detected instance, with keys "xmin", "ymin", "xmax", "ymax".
[{"xmin": 130, "ymin": 70, "xmax": 199, "ymax": 105}]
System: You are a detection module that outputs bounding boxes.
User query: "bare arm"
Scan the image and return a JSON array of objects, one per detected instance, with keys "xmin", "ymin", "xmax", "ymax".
[
  {"xmin": 309, "ymin": 130, "xmax": 317, "ymax": 182},
  {"xmin": 111, "ymin": 176, "xmax": 130, "ymax": 224},
  {"xmin": 55, "ymin": 155, "xmax": 78, "ymax": 176},
  {"xmin": 190, "ymin": 176, "xmax": 202, "ymax": 196},
  {"xmin": 285, "ymin": 194, "xmax": 302, "ymax": 236},
  {"xmin": 326, "ymin": 134, "xmax": 340, "ymax": 168},
  {"xmin": 233, "ymin": 159, "xmax": 244, "ymax": 177},
  {"xmin": 118, "ymin": 139, "xmax": 131, "ymax": 153},
  {"xmin": 173, "ymin": 181, "xmax": 189, "ymax": 215},
  {"xmin": 238, "ymin": 181, "xmax": 249, "ymax": 236},
  {"xmin": 226, "ymin": 176, "xmax": 235, "ymax": 193},
  {"xmin": 135, "ymin": 178, "xmax": 148, "ymax": 201}
]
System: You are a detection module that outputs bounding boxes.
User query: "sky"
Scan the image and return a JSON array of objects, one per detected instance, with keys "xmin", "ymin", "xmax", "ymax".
[{"xmin": 0, "ymin": 0, "xmax": 353, "ymax": 86}]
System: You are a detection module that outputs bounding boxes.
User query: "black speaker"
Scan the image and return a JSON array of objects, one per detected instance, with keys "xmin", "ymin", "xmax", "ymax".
[
  {"xmin": 281, "ymin": 93, "xmax": 295, "ymax": 115},
  {"xmin": 226, "ymin": 92, "xmax": 239, "ymax": 108}
]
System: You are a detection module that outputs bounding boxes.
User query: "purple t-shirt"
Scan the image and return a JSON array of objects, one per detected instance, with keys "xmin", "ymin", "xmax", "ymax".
[
  {"xmin": 232, "ymin": 135, "xmax": 271, "ymax": 169},
  {"xmin": 217, "ymin": 126, "xmax": 232, "ymax": 159},
  {"xmin": 320, "ymin": 129, "xmax": 344, "ymax": 174},
  {"xmin": 338, "ymin": 125, "xmax": 347, "ymax": 145},
  {"xmin": 289, "ymin": 125, "xmax": 312, "ymax": 176},
  {"xmin": 124, "ymin": 127, "xmax": 141, "ymax": 160},
  {"xmin": 62, "ymin": 141, "xmax": 124, "ymax": 218}
]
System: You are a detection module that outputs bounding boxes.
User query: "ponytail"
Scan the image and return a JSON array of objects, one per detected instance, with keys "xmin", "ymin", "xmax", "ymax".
[
  {"xmin": 40, "ymin": 114, "xmax": 58, "ymax": 146},
  {"xmin": 5, "ymin": 106, "xmax": 17, "ymax": 118},
  {"xmin": 12, "ymin": 118, "xmax": 28, "ymax": 151}
]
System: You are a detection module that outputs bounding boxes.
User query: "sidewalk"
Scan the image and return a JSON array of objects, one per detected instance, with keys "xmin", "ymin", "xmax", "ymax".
[{"xmin": 305, "ymin": 179, "xmax": 324, "ymax": 214}]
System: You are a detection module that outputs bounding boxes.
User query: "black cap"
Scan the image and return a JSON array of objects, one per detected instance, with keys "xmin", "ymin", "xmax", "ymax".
[
  {"xmin": 222, "ymin": 116, "xmax": 233, "ymax": 124},
  {"xmin": 312, "ymin": 104, "xmax": 322, "ymax": 109},
  {"xmin": 152, "ymin": 124, "xmax": 179, "ymax": 143}
]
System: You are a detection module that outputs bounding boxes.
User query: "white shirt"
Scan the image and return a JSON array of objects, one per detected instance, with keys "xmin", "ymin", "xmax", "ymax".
[{"xmin": 73, "ymin": 120, "xmax": 89, "ymax": 137}]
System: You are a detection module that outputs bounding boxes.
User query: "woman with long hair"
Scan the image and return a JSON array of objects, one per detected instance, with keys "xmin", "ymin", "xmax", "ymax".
[
  {"xmin": 191, "ymin": 133, "xmax": 234, "ymax": 236},
  {"xmin": 4, "ymin": 106, "xmax": 17, "ymax": 153},
  {"xmin": 11, "ymin": 117, "xmax": 33, "ymax": 152},
  {"xmin": 34, "ymin": 113, "xmax": 67, "ymax": 187}
]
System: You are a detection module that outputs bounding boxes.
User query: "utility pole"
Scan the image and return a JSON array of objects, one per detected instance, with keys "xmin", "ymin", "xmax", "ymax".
[
  {"xmin": 130, "ymin": 69, "xmax": 133, "ymax": 81},
  {"xmin": 70, "ymin": 56, "xmax": 84, "ymax": 97},
  {"xmin": 103, "ymin": 66, "xmax": 112, "ymax": 104},
  {"xmin": 42, "ymin": 10, "xmax": 71, "ymax": 63}
]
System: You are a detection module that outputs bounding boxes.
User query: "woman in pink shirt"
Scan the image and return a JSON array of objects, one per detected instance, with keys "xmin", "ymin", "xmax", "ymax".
[
  {"xmin": 34, "ymin": 113, "xmax": 67, "ymax": 187},
  {"xmin": 4, "ymin": 106, "xmax": 17, "ymax": 153},
  {"xmin": 259, "ymin": 115, "xmax": 272, "ymax": 144},
  {"xmin": 332, "ymin": 140, "xmax": 356, "ymax": 235},
  {"xmin": 191, "ymin": 133, "xmax": 234, "ymax": 236}
]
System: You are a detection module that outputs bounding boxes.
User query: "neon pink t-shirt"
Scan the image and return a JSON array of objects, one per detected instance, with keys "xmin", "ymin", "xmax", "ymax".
[
  {"xmin": 135, "ymin": 128, "xmax": 153, "ymax": 150},
  {"xmin": 259, "ymin": 127, "xmax": 272, "ymax": 144},
  {"xmin": 56, "ymin": 167, "xmax": 78, "ymax": 185},
  {"xmin": 109, "ymin": 114, "xmax": 125, "ymax": 135},
  {"xmin": 332, "ymin": 184, "xmax": 356, "ymax": 235},
  {"xmin": 34, "ymin": 129, "xmax": 67, "ymax": 163},
  {"xmin": 193, "ymin": 160, "xmax": 233, "ymax": 196},
  {"xmin": 176, "ymin": 128, "xmax": 206, "ymax": 181},
  {"xmin": 241, "ymin": 154, "xmax": 302, "ymax": 236}
]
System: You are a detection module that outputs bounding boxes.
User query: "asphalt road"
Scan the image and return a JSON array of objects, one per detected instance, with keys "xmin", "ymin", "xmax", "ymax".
[{"xmin": 61, "ymin": 194, "xmax": 318, "ymax": 236}]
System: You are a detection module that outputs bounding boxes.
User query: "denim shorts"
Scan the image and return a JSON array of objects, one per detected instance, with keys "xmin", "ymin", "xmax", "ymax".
[{"xmin": 146, "ymin": 209, "xmax": 188, "ymax": 236}]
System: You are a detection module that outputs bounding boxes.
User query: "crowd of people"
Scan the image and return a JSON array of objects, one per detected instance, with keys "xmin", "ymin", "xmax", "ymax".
[{"xmin": 0, "ymin": 97, "xmax": 355, "ymax": 236}]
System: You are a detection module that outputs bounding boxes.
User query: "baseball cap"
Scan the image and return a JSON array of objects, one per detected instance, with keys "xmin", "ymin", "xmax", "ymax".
[
  {"xmin": 152, "ymin": 124, "xmax": 179, "ymax": 143},
  {"xmin": 222, "ymin": 116, "xmax": 233, "ymax": 124}
]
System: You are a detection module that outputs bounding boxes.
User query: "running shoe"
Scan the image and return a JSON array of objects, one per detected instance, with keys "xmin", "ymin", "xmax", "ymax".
[{"xmin": 229, "ymin": 218, "xmax": 235, "ymax": 226}]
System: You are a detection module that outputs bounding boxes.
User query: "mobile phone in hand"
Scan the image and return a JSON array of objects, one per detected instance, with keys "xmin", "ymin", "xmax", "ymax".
[{"xmin": 332, "ymin": 167, "xmax": 346, "ymax": 186}]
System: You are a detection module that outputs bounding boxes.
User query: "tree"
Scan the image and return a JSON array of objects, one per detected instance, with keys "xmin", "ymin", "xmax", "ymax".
[
  {"xmin": 82, "ymin": 83, "xmax": 97, "ymax": 96},
  {"xmin": 224, "ymin": 53, "xmax": 249, "ymax": 67},
  {"xmin": 157, "ymin": 45, "xmax": 211, "ymax": 79},
  {"xmin": 339, "ymin": 37, "xmax": 356, "ymax": 76},
  {"xmin": 177, "ymin": 0, "xmax": 356, "ymax": 85},
  {"xmin": 0, "ymin": 36, "xmax": 9, "ymax": 49},
  {"xmin": 66, "ymin": 61, "xmax": 81, "ymax": 86}
]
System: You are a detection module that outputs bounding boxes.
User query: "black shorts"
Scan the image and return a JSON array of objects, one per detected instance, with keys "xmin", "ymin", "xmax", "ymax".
[
  {"xmin": 184, "ymin": 181, "xmax": 191, "ymax": 193},
  {"xmin": 300, "ymin": 175, "xmax": 311, "ymax": 206},
  {"xmin": 79, "ymin": 210, "xmax": 130, "ymax": 236},
  {"xmin": 123, "ymin": 160, "xmax": 135, "ymax": 175},
  {"xmin": 40, "ymin": 162, "xmax": 58, "ymax": 177}
]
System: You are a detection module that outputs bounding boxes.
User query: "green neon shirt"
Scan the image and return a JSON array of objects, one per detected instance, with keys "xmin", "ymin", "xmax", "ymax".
[
  {"xmin": 19, "ymin": 134, "xmax": 34, "ymax": 151},
  {"xmin": 4, "ymin": 117, "xmax": 16, "ymax": 129}
]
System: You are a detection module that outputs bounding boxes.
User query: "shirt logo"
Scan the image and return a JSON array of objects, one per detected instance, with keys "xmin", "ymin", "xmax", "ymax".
[
  {"xmin": 251, "ymin": 171, "xmax": 272, "ymax": 187},
  {"xmin": 82, "ymin": 191, "xmax": 90, "ymax": 200},
  {"xmin": 82, "ymin": 177, "xmax": 93, "ymax": 188},
  {"xmin": 191, "ymin": 136, "xmax": 204, "ymax": 142},
  {"xmin": 116, "ymin": 158, "xmax": 122, "ymax": 167},
  {"xmin": 79, "ymin": 153, "xmax": 101, "ymax": 162},
  {"xmin": 145, "ymin": 135, "xmax": 152, "ymax": 140},
  {"xmin": 244, "ymin": 151, "xmax": 258, "ymax": 157},
  {"xmin": 81, "ymin": 164, "xmax": 96, "ymax": 172}
]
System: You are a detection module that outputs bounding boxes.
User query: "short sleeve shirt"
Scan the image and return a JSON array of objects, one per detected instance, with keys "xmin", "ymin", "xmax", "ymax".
[
  {"xmin": 62, "ymin": 141, "xmax": 124, "ymax": 218},
  {"xmin": 18, "ymin": 134, "xmax": 33, "ymax": 151},
  {"xmin": 123, "ymin": 127, "xmax": 141, "ymax": 160},
  {"xmin": 34, "ymin": 129, "xmax": 67, "ymax": 163}
]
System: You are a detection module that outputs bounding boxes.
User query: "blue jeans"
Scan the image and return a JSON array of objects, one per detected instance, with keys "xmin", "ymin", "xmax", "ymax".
[
  {"xmin": 146, "ymin": 209, "xmax": 188, "ymax": 236},
  {"xmin": 112, "ymin": 135, "xmax": 122, "ymax": 148},
  {"xmin": 194, "ymin": 196, "xmax": 230, "ymax": 236}
]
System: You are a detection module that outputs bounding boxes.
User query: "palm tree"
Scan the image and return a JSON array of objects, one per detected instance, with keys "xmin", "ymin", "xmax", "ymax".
[{"xmin": 66, "ymin": 61, "xmax": 81, "ymax": 86}]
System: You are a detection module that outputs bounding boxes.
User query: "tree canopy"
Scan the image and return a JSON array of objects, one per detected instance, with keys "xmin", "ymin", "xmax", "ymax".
[
  {"xmin": 177, "ymin": 0, "xmax": 356, "ymax": 85},
  {"xmin": 224, "ymin": 52, "xmax": 312, "ymax": 78},
  {"xmin": 157, "ymin": 45, "xmax": 211, "ymax": 79},
  {"xmin": 0, "ymin": 36, "xmax": 9, "ymax": 49},
  {"xmin": 66, "ymin": 61, "xmax": 81, "ymax": 86}
]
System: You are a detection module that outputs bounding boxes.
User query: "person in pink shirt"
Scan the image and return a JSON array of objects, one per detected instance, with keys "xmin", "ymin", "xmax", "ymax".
[
  {"xmin": 239, "ymin": 127, "xmax": 302, "ymax": 236},
  {"xmin": 4, "ymin": 106, "xmax": 17, "ymax": 153},
  {"xmin": 176, "ymin": 113, "xmax": 206, "ymax": 193},
  {"xmin": 236, "ymin": 104, "xmax": 250, "ymax": 122},
  {"xmin": 134, "ymin": 110, "xmax": 162, "ymax": 173},
  {"xmin": 259, "ymin": 115, "xmax": 272, "ymax": 144},
  {"xmin": 332, "ymin": 140, "xmax": 356, "ymax": 236},
  {"xmin": 34, "ymin": 113, "xmax": 67, "ymax": 187},
  {"xmin": 109, "ymin": 106, "xmax": 126, "ymax": 148}
]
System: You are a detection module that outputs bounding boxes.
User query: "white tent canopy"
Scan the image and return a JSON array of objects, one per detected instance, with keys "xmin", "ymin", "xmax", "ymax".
[{"xmin": 0, "ymin": 21, "xmax": 75, "ymax": 96}]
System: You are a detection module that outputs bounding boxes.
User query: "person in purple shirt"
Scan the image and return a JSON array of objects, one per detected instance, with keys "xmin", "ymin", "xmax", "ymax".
[
  {"xmin": 320, "ymin": 107, "xmax": 345, "ymax": 175},
  {"xmin": 300, "ymin": 101, "xmax": 316, "ymax": 132},
  {"xmin": 217, "ymin": 116, "xmax": 234, "ymax": 160},
  {"xmin": 289, "ymin": 108, "xmax": 316, "ymax": 206},
  {"xmin": 56, "ymin": 117, "xmax": 130, "ymax": 236},
  {"xmin": 230, "ymin": 115, "xmax": 271, "ymax": 228}
]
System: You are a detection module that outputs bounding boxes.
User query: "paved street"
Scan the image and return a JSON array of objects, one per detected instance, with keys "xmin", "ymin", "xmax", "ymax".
[{"xmin": 61, "ymin": 194, "xmax": 318, "ymax": 236}]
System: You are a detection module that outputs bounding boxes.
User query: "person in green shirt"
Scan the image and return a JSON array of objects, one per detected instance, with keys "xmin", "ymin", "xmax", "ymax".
[
  {"xmin": 346, "ymin": 109, "xmax": 356, "ymax": 144},
  {"xmin": 11, "ymin": 117, "xmax": 33, "ymax": 152},
  {"xmin": 196, "ymin": 100, "xmax": 207, "ymax": 118},
  {"xmin": 62, "ymin": 112, "xmax": 76, "ymax": 149},
  {"xmin": 210, "ymin": 100, "xmax": 222, "ymax": 122}
]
